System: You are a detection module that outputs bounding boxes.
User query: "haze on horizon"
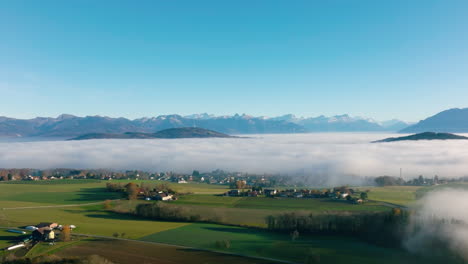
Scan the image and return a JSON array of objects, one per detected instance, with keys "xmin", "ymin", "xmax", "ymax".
[
  {"xmin": 1, "ymin": 0, "xmax": 468, "ymax": 122},
  {"xmin": 2, "ymin": 133, "xmax": 468, "ymax": 186}
]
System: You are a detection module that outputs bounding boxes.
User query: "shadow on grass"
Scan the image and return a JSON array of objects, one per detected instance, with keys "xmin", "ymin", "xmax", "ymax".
[
  {"xmin": 201, "ymin": 226, "xmax": 259, "ymax": 235},
  {"xmin": 70, "ymin": 188, "xmax": 124, "ymax": 202},
  {"xmin": 84, "ymin": 212, "xmax": 154, "ymax": 222},
  {"xmin": 317, "ymin": 199, "xmax": 354, "ymax": 204},
  {"xmin": 62, "ymin": 208, "xmax": 102, "ymax": 214},
  {"xmin": 200, "ymin": 226, "xmax": 286, "ymax": 241},
  {"xmin": 0, "ymin": 235, "xmax": 26, "ymax": 244}
]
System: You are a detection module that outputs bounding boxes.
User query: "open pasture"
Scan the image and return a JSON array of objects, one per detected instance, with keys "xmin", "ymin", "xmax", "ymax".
[
  {"xmin": 0, "ymin": 181, "xmax": 122, "ymax": 208},
  {"xmin": 0, "ymin": 181, "xmax": 454, "ymax": 264},
  {"xmin": 55, "ymin": 238, "xmax": 276, "ymax": 264},
  {"xmin": 175, "ymin": 195, "xmax": 389, "ymax": 212},
  {"xmin": 1, "ymin": 205, "xmax": 188, "ymax": 239},
  {"xmin": 0, "ymin": 180, "xmax": 227, "ymax": 208},
  {"xmin": 365, "ymin": 186, "xmax": 422, "ymax": 206},
  {"xmin": 141, "ymin": 223, "xmax": 439, "ymax": 264}
]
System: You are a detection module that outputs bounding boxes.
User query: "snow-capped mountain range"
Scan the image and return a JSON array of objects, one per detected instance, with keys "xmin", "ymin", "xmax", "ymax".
[
  {"xmin": 0, "ymin": 113, "xmax": 410, "ymax": 137},
  {"xmin": 0, "ymin": 113, "xmax": 412, "ymax": 137}
]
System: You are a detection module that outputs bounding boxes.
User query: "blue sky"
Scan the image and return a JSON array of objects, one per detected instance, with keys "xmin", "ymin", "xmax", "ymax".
[{"xmin": 1, "ymin": 0, "xmax": 467, "ymax": 122}]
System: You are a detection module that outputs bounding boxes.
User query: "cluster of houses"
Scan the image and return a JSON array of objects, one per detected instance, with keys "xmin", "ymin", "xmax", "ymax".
[
  {"xmin": 135, "ymin": 187, "xmax": 177, "ymax": 201},
  {"xmin": 4, "ymin": 222, "xmax": 79, "ymax": 251},
  {"xmin": 144, "ymin": 192, "xmax": 175, "ymax": 201},
  {"xmin": 225, "ymin": 186, "xmax": 367, "ymax": 204}
]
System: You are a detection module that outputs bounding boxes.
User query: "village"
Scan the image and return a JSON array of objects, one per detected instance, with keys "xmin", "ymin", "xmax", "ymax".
[
  {"xmin": 223, "ymin": 184, "xmax": 369, "ymax": 204},
  {"xmin": 2, "ymin": 168, "xmax": 456, "ymax": 191},
  {"xmin": 102, "ymin": 177, "xmax": 370, "ymax": 204}
]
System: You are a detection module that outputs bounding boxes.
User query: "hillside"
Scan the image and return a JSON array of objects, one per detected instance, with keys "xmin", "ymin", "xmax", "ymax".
[
  {"xmin": 401, "ymin": 108, "xmax": 468, "ymax": 133},
  {"xmin": 372, "ymin": 132, "xmax": 468, "ymax": 143},
  {"xmin": 69, "ymin": 127, "xmax": 235, "ymax": 140}
]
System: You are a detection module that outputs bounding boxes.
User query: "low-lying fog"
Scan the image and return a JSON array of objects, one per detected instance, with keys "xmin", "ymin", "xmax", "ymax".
[
  {"xmin": 407, "ymin": 188, "xmax": 468, "ymax": 261},
  {"xmin": 1, "ymin": 133, "xmax": 468, "ymax": 180}
]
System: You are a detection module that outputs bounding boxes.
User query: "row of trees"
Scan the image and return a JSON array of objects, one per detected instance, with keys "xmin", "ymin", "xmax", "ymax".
[
  {"xmin": 266, "ymin": 209, "xmax": 408, "ymax": 247},
  {"xmin": 135, "ymin": 202, "xmax": 204, "ymax": 222},
  {"xmin": 374, "ymin": 175, "xmax": 443, "ymax": 187},
  {"xmin": 106, "ymin": 182, "xmax": 176, "ymax": 200},
  {"xmin": 134, "ymin": 202, "xmax": 230, "ymax": 224}
]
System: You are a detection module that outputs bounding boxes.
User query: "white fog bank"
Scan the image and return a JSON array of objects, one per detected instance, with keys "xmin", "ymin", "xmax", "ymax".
[
  {"xmin": 406, "ymin": 189, "xmax": 468, "ymax": 260},
  {"xmin": 1, "ymin": 133, "xmax": 468, "ymax": 178}
]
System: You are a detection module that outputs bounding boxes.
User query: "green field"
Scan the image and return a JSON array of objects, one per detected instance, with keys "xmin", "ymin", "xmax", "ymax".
[
  {"xmin": 1, "ymin": 205, "xmax": 188, "ymax": 239},
  {"xmin": 0, "ymin": 181, "xmax": 123, "ymax": 208},
  {"xmin": 4, "ymin": 234, "xmax": 276, "ymax": 264},
  {"xmin": 171, "ymin": 195, "xmax": 390, "ymax": 227},
  {"xmin": 364, "ymin": 186, "xmax": 422, "ymax": 206},
  {"xmin": 141, "ymin": 223, "xmax": 439, "ymax": 264},
  {"xmin": 0, "ymin": 180, "xmax": 453, "ymax": 263},
  {"xmin": 55, "ymin": 238, "xmax": 276, "ymax": 264},
  {"xmin": 0, "ymin": 180, "xmax": 229, "ymax": 208},
  {"xmin": 176, "ymin": 195, "xmax": 388, "ymax": 211}
]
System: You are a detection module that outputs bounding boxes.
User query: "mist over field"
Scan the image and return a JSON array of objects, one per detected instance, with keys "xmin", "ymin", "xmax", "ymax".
[
  {"xmin": 1, "ymin": 133, "xmax": 468, "ymax": 181},
  {"xmin": 405, "ymin": 189, "xmax": 468, "ymax": 261}
]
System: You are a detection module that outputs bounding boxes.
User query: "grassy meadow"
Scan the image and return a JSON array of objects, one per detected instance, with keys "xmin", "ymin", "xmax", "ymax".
[
  {"xmin": 1, "ymin": 204, "xmax": 189, "ymax": 239},
  {"xmin": 365, "ymin": 186, "xmax": 422, "ymax": 206},
  {"xmin": 175, "ymin": 195, "xmax": 389, "ymax": 211},
  {"xmin": 55, "ymin": 238, "xmax": 277, "ymax": 264},
  {"xmin": 140, "ymin": 223, "xmax": 439, "ymax": 264},
  {"xmin": 0, "ymin": 180, "xmax": 228, "ymax": 209},
  {"xmin": 0, "ymin": 180, "xmax": 123, "ymax": 208},
  {"xmin": 0, "ymin": 180, "xmax": 451, "ymax": 263}
]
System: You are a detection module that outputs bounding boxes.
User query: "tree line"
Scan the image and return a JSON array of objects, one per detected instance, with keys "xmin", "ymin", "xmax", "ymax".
[
  {"xmin": 134, "ymin": 202, "xmax": 223, "ymax": 223},
  {"xmin": 106, "ymin": 182, "xmax": 176, "ymax": 200},
  {"xmin": 265, "ymin": 208, "xmax": 408, "ymax": 247}
]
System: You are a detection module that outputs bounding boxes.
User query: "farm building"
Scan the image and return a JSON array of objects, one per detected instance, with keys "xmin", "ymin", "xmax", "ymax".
[
  {"xmin": 355, "ymin": 199, "xmax": 364, "ymax": 204},
  {"xmin": 248, "ymin": 191, "xmax": 259, "ymax": 197},
  {"xmin": 227, "ymin": 189, "xmax": 241, "ymax": 196},
  {"xmin": 154, "ymin": 193, "xmax": 174, "ymax": 201},
  {"xmin": 32, "ymin": 228, "xmax": 55, "ymax": 242},
  {"xmin": 31, "ymin": 222, "xmax": 59, "ymax": 242},
  {"xmin": 36, "ymin": 222, "xmax": 58, "ymax": 229},
  {"xmin": 264, "ymin": 189, "xmax": 277, "ymax": 197},
  {"xmin": 340, "ymin": 193, "xmax": 349, "ymax": 199}
]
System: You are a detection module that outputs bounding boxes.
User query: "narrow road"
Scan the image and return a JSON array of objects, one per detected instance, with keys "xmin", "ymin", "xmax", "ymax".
[{"xmin": 371, "ymin": 200, "xmax": 408, "ymax": 209}]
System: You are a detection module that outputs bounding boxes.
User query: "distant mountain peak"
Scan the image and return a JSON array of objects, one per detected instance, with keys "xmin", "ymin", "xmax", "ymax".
[
  {"xmin": 400, "ymin": 107, "xmax": 468, "ymax": 133},
  {"xmin": 183, "ymin": 113, "xmax": 215, "ymax": 120},
  {"xmin": 57, "ymin": 114, "xmax": 77, "ymax": 120}
]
